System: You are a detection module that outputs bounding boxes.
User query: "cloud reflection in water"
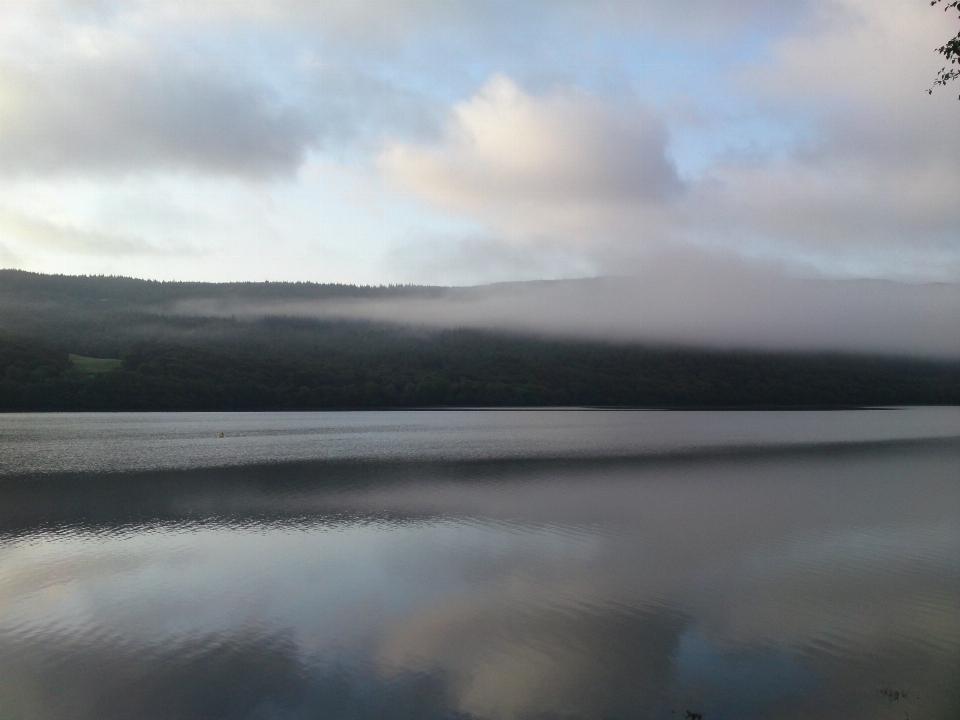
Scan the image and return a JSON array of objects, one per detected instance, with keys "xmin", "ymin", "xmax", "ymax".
[{"xmin": 0, "ymin": 441, "xmax": 958, "ymax": 719}]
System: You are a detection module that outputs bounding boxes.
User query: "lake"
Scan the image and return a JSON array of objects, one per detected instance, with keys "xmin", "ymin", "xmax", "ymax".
[{"xmin": 0, "ymin": 409, "xmax": 958, "ymax": 719}]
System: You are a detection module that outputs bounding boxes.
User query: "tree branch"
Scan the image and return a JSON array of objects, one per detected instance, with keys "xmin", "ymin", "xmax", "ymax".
[{"xmin": 929, "ymin": 0, "xmax": 960, "ymax": 98}]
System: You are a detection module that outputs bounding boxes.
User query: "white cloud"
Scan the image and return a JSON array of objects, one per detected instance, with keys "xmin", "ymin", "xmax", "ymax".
[
  {"xmin": 376, "ymin": 1, "xmax": 960, "ymax": 281},
  {"xmin": 0, "ymin": 0, "xmax": 956, "ymax": 288},
  {"xmin": 690, "ymin": 0, "xmax": 960, "ymax": 275},
  {"xmin": 380, "ymin": 75, "xmax": 681, "ymax": 248}
]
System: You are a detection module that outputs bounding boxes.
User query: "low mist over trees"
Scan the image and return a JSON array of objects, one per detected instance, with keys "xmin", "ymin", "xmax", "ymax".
[{"xmin": 1, "ymin": 271, "xmax": 958, "ymax": 411}]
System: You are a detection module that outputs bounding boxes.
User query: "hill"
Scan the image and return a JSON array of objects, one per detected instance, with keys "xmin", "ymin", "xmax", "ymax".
[{"xmin": 1, "ymin": 269, "xmax": 958, "ymax": 411}]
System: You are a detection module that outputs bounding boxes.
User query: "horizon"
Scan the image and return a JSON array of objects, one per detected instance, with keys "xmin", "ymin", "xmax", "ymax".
[{"xmin": 4, "ymin": 266, "xmax": 960, "ymax": 288}]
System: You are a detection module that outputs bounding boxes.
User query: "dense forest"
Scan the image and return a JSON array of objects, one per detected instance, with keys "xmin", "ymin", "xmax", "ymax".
[{"xmin": 2, "ymin": 269, "xmax": 959, "ymax": 411}]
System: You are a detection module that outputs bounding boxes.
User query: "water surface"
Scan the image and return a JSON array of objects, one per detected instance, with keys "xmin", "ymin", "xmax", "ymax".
[{"xmin": 0, "ymin": 409, "xmax": 958, "ymax": 719}]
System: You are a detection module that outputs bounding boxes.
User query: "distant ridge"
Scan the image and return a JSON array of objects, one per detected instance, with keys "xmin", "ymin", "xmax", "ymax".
[
  {"xmin": 1, "ymin": 270, "xmax": 959, "ymax": 411},
  {"xmin": 0, "ymin": 268, "xmax": 449, "ymax": 305}
]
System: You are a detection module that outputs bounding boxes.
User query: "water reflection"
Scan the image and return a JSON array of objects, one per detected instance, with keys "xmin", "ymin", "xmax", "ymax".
[{"xmin": 1, "ymin": 441, "xmax": 958, "ymax": 719}]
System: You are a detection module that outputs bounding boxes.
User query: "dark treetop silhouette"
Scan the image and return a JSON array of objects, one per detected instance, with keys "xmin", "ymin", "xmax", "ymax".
[{"xmin": 930, "ymin": 0, "xmax": 960, "ymax": 97}]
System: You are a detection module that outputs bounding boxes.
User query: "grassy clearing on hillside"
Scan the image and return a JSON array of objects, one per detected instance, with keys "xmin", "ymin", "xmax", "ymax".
[{"xmin": 69, "ymin": 354, "xmax": 121, "ymax": 374}]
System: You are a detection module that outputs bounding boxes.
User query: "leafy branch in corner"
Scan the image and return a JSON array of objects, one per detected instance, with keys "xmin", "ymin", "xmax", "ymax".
[{"xmin": 929, "ymin": 0, "xmax": 960, "ymax": 98}]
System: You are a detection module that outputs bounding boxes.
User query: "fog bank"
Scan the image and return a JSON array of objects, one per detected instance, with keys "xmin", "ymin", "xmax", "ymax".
[{"xmin": 166, "ymin": 255, "xmax": 960, "ymax": 358}]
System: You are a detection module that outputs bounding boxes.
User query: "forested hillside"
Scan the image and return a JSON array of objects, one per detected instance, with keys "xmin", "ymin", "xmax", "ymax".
[{"xmin": 2, "ymin": 270, "xmax": 958, "ymax": 410}]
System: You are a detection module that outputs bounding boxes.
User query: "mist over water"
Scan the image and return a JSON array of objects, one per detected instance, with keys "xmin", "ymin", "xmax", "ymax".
[{"xmin": 1, "ymin": 410, "xmax": 958, "ymax": 720}]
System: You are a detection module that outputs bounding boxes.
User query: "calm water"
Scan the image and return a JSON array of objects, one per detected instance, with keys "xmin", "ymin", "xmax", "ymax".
[{"xmin": 0, "ymin": 409, "xmax": 958, "ymax": 720}]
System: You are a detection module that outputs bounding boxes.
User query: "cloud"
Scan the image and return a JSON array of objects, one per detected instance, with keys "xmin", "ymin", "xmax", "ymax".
[
  {"xmin": 0, "ymin": 2, "xmax": 443, "ymax": 178},
  {"xmin": 0, "ymin": 206, "xmax": 178, "ymax": 256},
  {"xmin": 73, "ymin": 0, "xmax": 815, "ymax": 42},
  {"xmin": 0, "ymin": 1, "xmax": 317, "ymax": 179},
  {"xmin": 376, "ymin": 0, "xmax": 960, "ymax": 281},
  {"xmin": 0, "ymin": 0, "xmax": 956, "ymax": 289},
  {"xmin": 0, "ymin": 59, "xmax": 313, "ymax": 178},
  {"xmin": 380, "ymin": 75, "xmax": 682, "ymax": 246},
  {"xmin": 684, "ymin": 0, "xmax": 960, "ymax": 274}
]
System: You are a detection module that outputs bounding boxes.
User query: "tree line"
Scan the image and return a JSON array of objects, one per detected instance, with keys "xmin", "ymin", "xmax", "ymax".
[
  {"xmin": 3, "ymin": 324, "xmax": 959, "ymax": 411},
  {"xmin": 2, "ymin": 270, "xmax": 958, "ymax": 411}
]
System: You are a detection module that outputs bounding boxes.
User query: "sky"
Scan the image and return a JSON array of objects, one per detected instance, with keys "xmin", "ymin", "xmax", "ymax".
[{"xmin": 0, "ymin": 0, "xmax": 958, "ymax": 287}]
